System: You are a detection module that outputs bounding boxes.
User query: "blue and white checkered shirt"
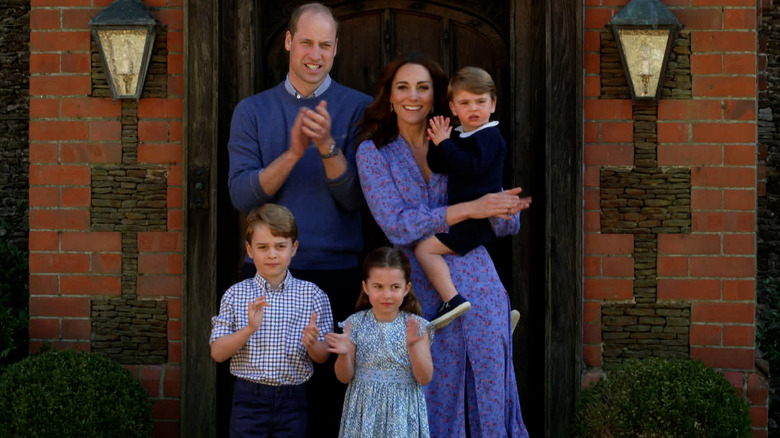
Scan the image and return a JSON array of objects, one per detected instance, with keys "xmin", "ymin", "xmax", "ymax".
[{"xmin": 209, "ymin": 271, "xmax": 333, "ymax": 385}]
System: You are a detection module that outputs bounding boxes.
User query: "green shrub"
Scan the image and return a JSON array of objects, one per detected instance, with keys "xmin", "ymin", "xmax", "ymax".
[
  {"xmin": 0, "ymin": 216, "xmax": 29, "ymax": 369},
  {"xmin": 572, "ymin": 358, "xmax": 752, "ymax": 438},
  {"xmin": 0, "ymin": 349, "xmax": 152, "ymax": 438}
]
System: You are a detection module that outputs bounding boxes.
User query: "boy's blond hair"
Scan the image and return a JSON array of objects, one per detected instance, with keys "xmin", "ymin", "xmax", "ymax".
[
  {"xmin": 244, "ymin": 204, "xmax": 298, "ymax": 243},
  {"xmin": 447, "ymin": 66, "xmax": 497, "ymax": 101}
]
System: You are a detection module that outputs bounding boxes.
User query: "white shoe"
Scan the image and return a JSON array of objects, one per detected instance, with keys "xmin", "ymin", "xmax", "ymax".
[{"xmin": 510, "ymin": 310, "xmax": 521, "ymax": 334}]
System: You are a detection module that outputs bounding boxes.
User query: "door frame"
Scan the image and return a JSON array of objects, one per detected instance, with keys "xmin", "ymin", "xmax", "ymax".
[{"xmin": 183, "ymin": 1, "xmax": 582, "ymax": 436}]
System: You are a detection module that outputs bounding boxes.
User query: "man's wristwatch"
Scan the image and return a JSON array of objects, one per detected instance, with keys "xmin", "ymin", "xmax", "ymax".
[{"xmin": 319, "ymin": 143, "xmax": 339, "ymax": 159}]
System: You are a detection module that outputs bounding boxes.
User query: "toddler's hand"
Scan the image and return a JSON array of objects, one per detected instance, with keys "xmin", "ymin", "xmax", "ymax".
[
  {"xmin": 325, "ymin": 322, "xmax": 352, "ymax": 355},
  {"xmin": 427, "ymin": 116, "xmax": 452, "ymax": 146},
  {"xmin": 301, "ymin": 312, "xmax": 320, "ymax": 349}
]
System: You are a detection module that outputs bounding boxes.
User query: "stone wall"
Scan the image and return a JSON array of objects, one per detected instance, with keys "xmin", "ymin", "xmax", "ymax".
[{"xmin": 0, "ymin": 0, "xmax": 29, "ymax": 249}]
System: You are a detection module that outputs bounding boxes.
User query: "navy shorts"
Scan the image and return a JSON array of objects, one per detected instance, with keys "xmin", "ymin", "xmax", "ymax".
[
  {"xmin": 229, "ymin": 378, "xmax": 308, "ymax": 438},
  {"xmin": 436, "ymin": 218, "xmax": 496, "ymax": 256}
]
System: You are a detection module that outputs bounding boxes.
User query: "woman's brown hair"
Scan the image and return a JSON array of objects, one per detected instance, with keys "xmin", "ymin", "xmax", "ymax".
[
  {"xmin": 357, "ymin": 52, "xmax": 449, "ymax": 149},
  {"xmin": 355, "ymin": 247, "xmax": 423, "ymax": 316}
]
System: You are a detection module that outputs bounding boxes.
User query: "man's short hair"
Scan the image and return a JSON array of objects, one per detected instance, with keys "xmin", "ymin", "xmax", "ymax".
[
  {"xmin": 245, "ymin": 204, "xmax": 298, "ymax": 243},
  {"xmin": 447, "ymin": 66, "xmax": 497, "ymax": 101},
  {"xmin": 288, "ymin": 2, "xmax": 339, "ymax": 37}
]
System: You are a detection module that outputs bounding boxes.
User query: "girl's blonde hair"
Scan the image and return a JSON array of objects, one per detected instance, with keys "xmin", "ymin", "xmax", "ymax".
[{"xmin": 355, "ymin": 247, "xmax": 422, "ymax": 316}]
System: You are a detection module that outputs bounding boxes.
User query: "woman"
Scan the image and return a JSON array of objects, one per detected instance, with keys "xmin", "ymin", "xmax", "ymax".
[{"xmin": 356, "ymin": 52, "xmax": 530, "ymax": 438}]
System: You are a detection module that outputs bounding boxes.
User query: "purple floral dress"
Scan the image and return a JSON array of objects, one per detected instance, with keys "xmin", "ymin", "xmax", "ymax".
[{"xmin": 357, "ymin": 137, "xmax": 529, "ymax": 438}]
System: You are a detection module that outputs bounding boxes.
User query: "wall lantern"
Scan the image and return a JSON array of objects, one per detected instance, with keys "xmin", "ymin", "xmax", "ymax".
[
  {"xmin": 608, "ymin": 0, "xmax": 682, "ymax": 101},
  {"xmin": 89, "ymin": 0, "xmax": 159, "ymax": 100}
]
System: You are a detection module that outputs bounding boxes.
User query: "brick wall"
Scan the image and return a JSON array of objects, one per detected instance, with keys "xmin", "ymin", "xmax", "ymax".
[
  {"xmin": 584, "ymin": 1, "xmax": 767, "ymax": 436},
  {"xmin": 28, "ymin": 0, "xmax": 184, "ymax": 435}
]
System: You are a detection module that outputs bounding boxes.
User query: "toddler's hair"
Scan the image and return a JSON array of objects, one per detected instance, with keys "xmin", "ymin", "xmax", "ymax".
[
  {"xmin": 447, "ymin": 66, "xmax": 497, "ymax": 101},
  {"xmin": 356, "ymin": 247, "xmax": 422, "ymax": 316},
  {"xmin": 244, "ymin": 204, "xmax": 298, "ymax": 243}
]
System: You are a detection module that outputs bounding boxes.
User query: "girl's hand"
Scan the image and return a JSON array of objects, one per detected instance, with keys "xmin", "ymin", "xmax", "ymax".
[
  {"xmin": 427, "ymin": 116, "xmax": 452, "ymax": 146},
  {"xmin": 471, "ymin": 187, "xmax": 531, "ymax": 220},
  {"xmin": 301, "ymin": 313, "xmax": 320, "ymax": 349},
  {"xmin": 406, "ymin": 318, "xmax": 424, "ymax": 347},
  {"xmin": 248, "ymin": 296, "xmax": 270, "ymax": 330},
  {"xmin": 325, "ymin": 322, "xmax": 352, "ymax": 355}
]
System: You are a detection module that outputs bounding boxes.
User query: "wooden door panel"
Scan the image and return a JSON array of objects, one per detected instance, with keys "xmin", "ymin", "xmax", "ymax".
[
  {"xmin": 391, "ymin": 12, "xmax": 444, "ymax": 61},
  {"xmin": 330, "ymin": 12, "xmax": 384, "ymax": 95}
]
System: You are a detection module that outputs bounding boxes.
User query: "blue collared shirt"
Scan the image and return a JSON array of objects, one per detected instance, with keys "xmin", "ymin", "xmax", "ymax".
[
  {"xmin": 284, "ymin": 74, "xmax": 332, "ymax": 99},
  {"xmin": 210, "ymin": 271, "xmax": 333, "ymax": 385}
]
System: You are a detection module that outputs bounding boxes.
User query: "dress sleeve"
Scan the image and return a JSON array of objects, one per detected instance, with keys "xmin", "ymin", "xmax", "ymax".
[
  {"xmin": 490, "ymin": 208, "xmax": 522, "ymax": 237},
  {"xmin": 356, "ymin": 141, "xmax": 449, "ymax": 246}
]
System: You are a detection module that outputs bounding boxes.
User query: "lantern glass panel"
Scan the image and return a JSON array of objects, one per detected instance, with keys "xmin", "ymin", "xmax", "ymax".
[
  {"xmin": 617, "ymin": 28, "xmax": 671, "ymax": 98},
  {"xmin": 97, "ymin": 28, "xmax": 149, "ymax": 97}
]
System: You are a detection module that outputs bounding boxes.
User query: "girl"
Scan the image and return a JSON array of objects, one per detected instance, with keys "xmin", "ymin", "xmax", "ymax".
[{"xmin": 325, "ymin": 247, "xmax": 433, "ymax": 438}]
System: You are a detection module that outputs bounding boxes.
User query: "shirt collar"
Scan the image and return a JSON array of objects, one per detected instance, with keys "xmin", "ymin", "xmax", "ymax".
[
  {"xmin": 253, "ymin": 271, "xmax": 292, "ymax": 294},
  {"xmin": 284, "ymin": 74, "xmax": 332, "ymax": 99},
  {"xmin": 455, "ymin": 120, "xmax": 499, "ymax": 138}
]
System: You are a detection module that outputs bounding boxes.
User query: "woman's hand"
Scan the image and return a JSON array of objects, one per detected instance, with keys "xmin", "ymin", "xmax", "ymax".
[{"xmin": 469, "ymin": 187, "xmax": 531, "ymax": 220}]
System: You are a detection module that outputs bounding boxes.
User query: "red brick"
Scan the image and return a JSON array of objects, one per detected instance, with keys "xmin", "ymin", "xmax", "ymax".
[
  {"xmin": 583, "ymin": 344, "xmax": 602, "ymax": 367},
  {"xmin": 584, "ymin": 7, "xmax": 617, "ymax": 29},
  {"xmin": 692, "ymin": 123, "xmax": 755, "ymax": 143},
  {"xmin": 29, "ymin": 318, "xmax": 60, "ymax": 339},
  {"xmin": 29, "ymin": 209, "xmax": 90, "ymax": 230},
  {"xmin": 585, "ymin": 30, "xmax": 601, "ymax": 51},
  {"xmin": 168, "ymin": 299, "xmax": 182, "ymax": 319},
  {"xmin": 658, "ymin": 122, "xmax": 690, "ymax": 143},
  {"xmin": 30, "ymin": 98, "xmax": 60, "ymax": 118},
  {"xmin": 725, "ymin": 145, "xmax": 756, "ymax": 166},
  {"xmin": 692, "ymin": 188, "xmax": 722, "ymax": 209},
  {"xmin": 690, "ymin": 324, "xmax": 722, "ymax": 346},
  {"xmin": 30, "ymin": 296, "xmax": 90, "ymax": 317},
  {"xmin": 30, "ymin": 9, "xmax": 61, "ymax": 30},
  {"xmin": 582, "ymin": 369, "xmax": 605, "ymax": 389},
  {"xmin": 692, "ymin": 211, "xmax": 755, "ymax": 232},
  {"xmin": 724, "ymin": 279, "xmax": 754, "ymax": 300},
  {"xmin": 30, "ymin": 340, "xmax": 90, "ymax": 352},
  {"xmin": 138, "ymin": 232, "xmax": 182, "ymax": 252},
  {"xmin": 724, "ymin": 9, "xmax": 757, "ymax": 29},
  {"xmin": 61, "ymin": 53, "xmax": 90, "ymax": 73},
  {"xmin": 691, "ymin": 346, "xmax": 753, "ymax": 369},
  {"xmin": 659, "ymin": 234, "xmax": 720, "ymax": 254},
  {"xmin": 168, "ymin": 75, "xmax": 183, "ymax": 97},
  {"xmin": 583, "ymin": 322, "xmax": 601, "ymax": 344},
  {"xmin": 751, "ymin": 406, "xmax": 769, "ymax": 428},
  {"xmin": 168, "ymin": 165, "xmax": 183, "ymax": 185},
  {"xmin": 583, "ymin": 301, "xmax": 601, "ymax": 323},
  {"xmin": 30, "ymin": 253, "xmax": 89, "ymax": 273},
  {"xmin": 584, "ymin": 189, "xmax": 599, "ymax": 210},
  {"xmin": 138, "ymin": 98, "xmax": 168, "ymax": 118},
  {"xmin": 138, "ymin": 143, "xmax": 184, "ymax": 164},
  {"xmin": 602, "ymin": 256, "xmax": 633, "ymax": 277},
  {"xmin": 658, "ymin": 144, "xmax": 722, "ymax": 166},
  {"xmin": 60, "ymin": 318, "xmax": 90, "ymax": 339},
  {"xmin": 658, "ymin": 279, "xmax": 721, "ymax": 300},
  {"xmin": 693, "ymin": 76, "xmax": 756, "ymax": 98},
  {"xmin": 30, "ymin": 31, "xmax": 89, "ymax": 51},
  {"xmin": 585, "ymin": 76, "xmax": 600, "ymax": 97},
  {"xmin": 600, "ymin": 122, "xmax": 633, "ymax": 142},
  {"xmin": 168, "ymin": 319, "xmax": 182, "ymax": 341},
  {"xmin": 693, "ymin": 302, "xmax": 753, "ymax": 323},
  {"xmin": 30, "ymin": 164, "xmax": 90, "ymax": 185},
  {"xmin": 29, "ymin": 231, "xmax": 59, "ymax": 251},
  {"xmin": 585, "ymin": 144, "xmax": 634, "ymax": 165},
  {"xmin": 61, "ymin": 187, "xmax": 91, "ymax": 207},
  {"xmin": 659, "ymin": 100, "xmax": 722, "ymax": 121},
  {"xmin": 657, "ymin": 256, "xmax": 689, "ymax": 276},
  {"xmin": 29, "ymin": 187, "xmax": 59, "ymax": 207},
  {"xmin": 152, "ymin": 399, "xmax": 181, "ymax": 421},
  {"xmin": 724, "ymin": 100, "xmax": 755, "ymax": 121},
  {"xmin": 585, "ymin": 234, "xmax": 633, "ymax": 254},
  {"xmin": 91, "ymin": 253, "xmax": 122, "ymax": 273},
  {"xmin": 585, "ymin": 99, "xmax": 632, "ymax": 120},
  {"xmin": 169, "ymin": 121, "xmax": 183, "ymax": 141},
  {"xmin": 62, "ymin": 231, "xmax": 121, "ymax": 251},
  {"xmin": 584, "ymin": 212, "xmax": 600, "ymax": 232},
  {"xmin": 138, "ymin": 120, "xmax": 168, "ymax": 140},
  {"xmin": 584, "ymin": 279, "xmax": 633, "ymax": 300},
  {"xmin": 168, "ymin": 210, "xmax": 183, "ymax": 231},
  {"xmin": 691, "ymin": 255, "xmax": 753, "ymax": 277},
  {"xmin": 29, "ymin": 274, "xmax": 59, "ymax": 295},
  {"xmin": 724, "ymin": 325, "xmax": 754, "ymax": 346},
  {"xmin": 163, "ymin": 364, "xmax": 181, "ymax": 397},
  {"xmin": 169, "ymin": 341, "xmax": 182, "ymax": 362},
  {"xmin": 61, "ymin": 97, "xmax": 121, "ymax": 118},
  {"xmin": 90, "ymin": 121, "xmax": 121, "ymax": 141},
  {"xmin": 747, "ymin": 373, "xmax": 769, "ymax": 405},
  {"xmin": 154, "ymin": 9, "xmax": 183, "ymax": 30},
  {"xmin": 32, "ymin": 0, "xmax": 90, "ymax": 5},
  {"xmin": 727, "ymin": 187, "xmax": 757, "ymax": 211},
  {"xmin": 691, "ymin": 54, "xmax": 722, "ymax": 74},
  {"xmin": 675, "ymin": 8, "xmax": 723, "ymax": 30},
  {"xmin": 724, "ymin": 54, "xmax": 756, "ymax": 74},
  {"xmin": 30, "ymin": 120, "xmax": 89, "ymax": 141},
  {"xmin": 692, "ymin": 31, "xmax": 756, "ymax": 52},
  {"xmin": 141, "ymin": 365, "xmax": 162, "ymax": 397},
  {"xmin": 29, "ymin": 143, "xmax": 59, "ymax": 163},
  {"xmin": 61, "ymin": 275, "xmax": 120, "ymax": 295},
  {"xmin": 167, "ymin": 53, "xmax": 184, "ymax": 75},
  {"xmin": 724, "ymin": 234, "xmax": 754, "ymax": 255},
  {"xmin": 168, "ymin": 254, "xmax": 183, "ymax": 276},
  {"xmin": 584, "ymin": 122, "xmax": 599, "ymax": 143},
  {"xmin": 30, "ymin": 53, "xmax": 60, "ymax": 73},
  {"xmin": 138, "ymin": 275, "xmax": 183, "ymax": 297},
  {"xmin": 29, "ymin": 75, "xmax": 91, "ymax": 96},
  {"xmin": 153, "ymin": 421, "xmax": 180, "ymax": 438},
  {"xmin": 139, "ymin": 254, "xmax": 169, "ymax": 274},
  {"xmin": 61, "ymin": 8, "xmax": 100, "ymax": 30},
  {"xmin": 61, "ymin": 142, "xmax": 122, "ymax": 163},
  {"xmin": 692, "ymin": 167, "xmax": 755, "ymax": 188},
  {"xmin": 167, "ymin": 30, "xmax": 183, "ymax": 52}
]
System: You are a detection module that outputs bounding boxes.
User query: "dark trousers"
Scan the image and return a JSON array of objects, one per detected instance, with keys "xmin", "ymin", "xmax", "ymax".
[
  {"xmin": 241, "ymin": 262, "xmax": 361, "ymax": 438},
  {"xmin": 229, "ymin": 379, "xmax": 307, "ymax": 438}
]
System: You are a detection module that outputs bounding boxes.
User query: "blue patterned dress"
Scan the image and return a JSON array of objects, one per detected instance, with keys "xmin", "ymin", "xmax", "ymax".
[
  {"xmin": 338, "ymin": 310, "xmax": 432, "ymax": 438},
  {"xmin": 356, "ymin": 137, "xmax": 529, "ymax": 438}
]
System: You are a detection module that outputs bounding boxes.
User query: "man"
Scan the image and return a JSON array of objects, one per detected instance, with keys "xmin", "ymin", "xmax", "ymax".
[{"xmin": 227, "ymin": 3, "xmax": 372, "ymax": 436}]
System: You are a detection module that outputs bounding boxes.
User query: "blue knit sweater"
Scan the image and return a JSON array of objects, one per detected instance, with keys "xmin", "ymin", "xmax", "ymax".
[{"xmin": 228, "ymin": 81, "xmax": 372, "ymax": 269}]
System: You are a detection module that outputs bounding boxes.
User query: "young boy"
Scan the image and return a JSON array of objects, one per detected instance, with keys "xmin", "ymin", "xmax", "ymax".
[
  {"xmin": 418, "ymin": 66, "xmax": 508, "ymax": 330},
  {"xmin": 210, "ymin": 203, "xmax": 333, "ymax": 437}
]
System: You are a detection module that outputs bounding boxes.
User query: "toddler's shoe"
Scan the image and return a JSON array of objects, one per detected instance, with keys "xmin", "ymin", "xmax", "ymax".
[{"xmin": 431, "ymin": 294, "xmax": 471, "ymax": 330}]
